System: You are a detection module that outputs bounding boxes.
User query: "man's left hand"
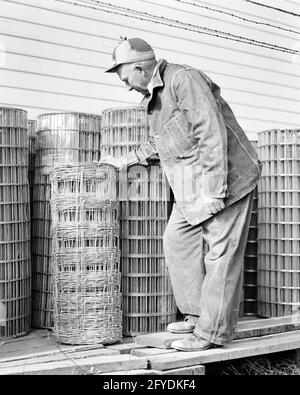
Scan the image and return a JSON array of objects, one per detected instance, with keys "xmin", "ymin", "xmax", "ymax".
[
  {"xmin": 100, "ymin": 156, "xmax": 128, "ymax": 169},
  {"xmin": 204, "ymin": 198, "xmax": 225, "ymax": 215}
]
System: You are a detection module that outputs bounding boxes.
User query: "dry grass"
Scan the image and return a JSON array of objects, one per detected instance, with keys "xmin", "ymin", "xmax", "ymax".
[{"xmin": 219, "ymin": 357, "xmax": 300, "ymax": 375}]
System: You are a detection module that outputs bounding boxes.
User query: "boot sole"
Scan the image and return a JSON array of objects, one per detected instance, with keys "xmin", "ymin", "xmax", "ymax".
[
  {"xmin": 167, "ymin": 328, "xmax": 194, "ymax": 334},
  {"xmin": 171, "ymin": 344, "xmax": 217, "ymax": 352}
]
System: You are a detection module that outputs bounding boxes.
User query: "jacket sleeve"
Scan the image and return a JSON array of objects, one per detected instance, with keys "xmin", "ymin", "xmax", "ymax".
[
  {"xmin": 172, "ymin": 68, "xmax": 228, "ymax": 199},
  {"xmin": 124, "ymin": 136, "xmax": 159, "ymax": 166}
]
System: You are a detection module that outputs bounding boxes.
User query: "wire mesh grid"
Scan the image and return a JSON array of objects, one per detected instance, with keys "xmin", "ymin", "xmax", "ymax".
[
  {"xmin": 0, "ymin": 107, "xmax": 31, "ymax": 339},
  {"xmin": 101, "ymin": 106, "xmax": 150, "ymax": 158},
  {"xmin": 32, "ymin": 112, "xmax": 102, "ymax": 329},
  {"xmin": 101, "ymin": 106, "xmax": 176, "ymax": 335},
  {"xmin": 28, "ymin": 120, "xmax": 37, "ymax": 195},
  {"xmin": 239, "ymin": 141, "xmax": 259, "ymax": 318},
  {"xmin": 257, "ymin": 129, "xmax": 300, "ymax": 318},
  {"xmin": 50, "ymin": 163, "xmax": 122, "ymax": 345},
  {"xmin": 242, "ymin": 187, "xmax": 259, "ymax": 317},
  {"xmin": 120, "ymin": 165, "xmax": 176, "ymax": 336}
]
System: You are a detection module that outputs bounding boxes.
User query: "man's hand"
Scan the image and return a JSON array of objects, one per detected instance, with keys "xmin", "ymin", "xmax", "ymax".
[
  {"xmin": 99, "ymin": 156, "xmax": 128, "ymax": 169},
  {"xmin": 204, "ymin": 198, "xmax": 225, "ymax": 216},
  {"xmin": 146, "ymin": 153, "xmax": 160, "ymax": 165}
]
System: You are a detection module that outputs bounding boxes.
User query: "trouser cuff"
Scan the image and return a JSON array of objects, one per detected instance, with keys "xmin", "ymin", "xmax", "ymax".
[{"xmin": 193, "ymin": 329, "xmax": 229, "ymax": 346}]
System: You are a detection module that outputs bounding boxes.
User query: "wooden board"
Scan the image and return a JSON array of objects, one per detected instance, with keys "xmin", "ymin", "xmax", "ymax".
[
  {"xmin": 100, "ymin": 369, "xmax": 157, "ymax": 376},
  {"xmin": 0, "ymin": 332, "xmax": 104, "ymax": 363},
  {"xmin": 0, "ymin": 354, "xmax": 148, "ymax": 375},
  {"xmin": 1, "ymin": 330, "xmax": 50, "ymax": 344},
  {"xmin": 135, "ymin": 316, "xmax": 300, "ymax": 349},
  {"xmin": 148, "ymin": 330, "xmax": 300, "ymax": 372},
  {"xmin": 105, "ymin": 342, "xmax": 146, "ymax": 355},
  {"xmin": 131, "ymin": 348, "xmax": 178, "ymax": 357},
  {"xmin": 0, "ymin": 348, "xmax": 120, "ymax": 369},
  {"xmin": 102, "ymin": 366, "xmax": 205, "ymax": 375},
  {"xmin": 135, "ymin": 332, "xmax": 190, "ymax": 349},
  {"xmin": 154, "ymin": 365, "xmax": 205, "ymax": 375},
  {"xmin": 236, "ymin": 316, "xmax": 300, "ymax": 340}
]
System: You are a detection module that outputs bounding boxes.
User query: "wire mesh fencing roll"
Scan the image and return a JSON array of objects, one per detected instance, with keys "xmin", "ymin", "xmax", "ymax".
[
  {"xmin": 101, "ymin": 106, "xmax": 150, "ymax": 158},
  {"xmin": 258, "ymin": 129, "xmax": 300, "ymax": 318},
  {"xmin": 0, "ymin": 107, "xmax": 31, "ymax": 339},
  {"xmin": 28, "ymin": 120, "xmax": 37, "ymax": 268},
  {"xmin": 32, "ymin": 113, "xmax": 101, "ymax": 329},
  {"xmin": 28, "ymin": 120, "xmax": 37, "ymax": 204},
  {"xmin": 101, "ymin": 106, "xmax": 176, "ymax": 336},
  {"xmin": 242, "ymin": 186, "xmax": 258, "ymax": 317},
  {"xmin": 50, "ymin": 163, "xmax": 122, "ymax": 345},
  {"xmin": 240, "ymin": 141, "xmax": 259, "ymax": 318},
  {"xmin": 120, "ymin": 165, "xmax": 176, "ymax": 336}
]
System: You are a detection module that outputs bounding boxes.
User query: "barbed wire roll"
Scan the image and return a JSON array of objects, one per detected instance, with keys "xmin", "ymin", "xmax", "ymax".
[
  {"xmin": 50, "ymin": 163, "xmax": 122, "ymax": 345},
  {"xmin": 258, "ymin": 129, "xmax": 300, "ymax": 318},
  {"xmin": 0, "ymin": 107, "xmax": 31, "ymax": 339},
  {"xmin": 32, "ymin": 112, "xmax": 102, "ymax": 329}
]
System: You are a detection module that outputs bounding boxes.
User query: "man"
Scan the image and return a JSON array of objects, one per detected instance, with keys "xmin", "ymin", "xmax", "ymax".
[{"xmin": 103, "ymin": 38, "xmax": 261, "ymax": 351}]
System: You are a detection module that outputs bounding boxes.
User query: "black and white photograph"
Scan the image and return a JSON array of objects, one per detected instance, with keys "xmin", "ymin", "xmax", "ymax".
[{"xmin": 0, "ymin": 0, "xmax": 299, "ymax": 378}]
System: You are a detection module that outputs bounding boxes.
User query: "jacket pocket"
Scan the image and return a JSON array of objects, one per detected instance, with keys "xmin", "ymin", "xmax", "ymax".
[
  {"xmin": 163, "ymin": 113, "xmax": 197, "ymax": 158},
  {"xmin": 227, "ymin": 165, "xmax": 241, "ymax": 190}
]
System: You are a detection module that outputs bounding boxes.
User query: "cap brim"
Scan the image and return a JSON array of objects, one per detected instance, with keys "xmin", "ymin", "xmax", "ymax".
[{"xmin": 105, "ymin": 64, "xmax": 120, "ymax": 73}]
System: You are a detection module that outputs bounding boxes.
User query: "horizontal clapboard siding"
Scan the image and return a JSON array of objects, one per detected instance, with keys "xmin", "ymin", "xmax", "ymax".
[{"xmin": 0, "ymin": 0, "xmax": 299, "ymax": 140}]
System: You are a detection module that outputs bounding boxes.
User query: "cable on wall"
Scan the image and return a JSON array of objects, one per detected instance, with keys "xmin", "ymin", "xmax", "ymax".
[
  {"xmin": 54, "ymin": 0, "xmax": 300, "ymax": 55},
  {"xmin": 83, "ymin": 0, "xmax": 300, "ymax": 53},
  {"xmin": 167, "ymin": 0, "xmax": 300, "ymax": 35},
  {"xmin": 244, "ymin": 0, "xmax": 300, "ymax": 17}
]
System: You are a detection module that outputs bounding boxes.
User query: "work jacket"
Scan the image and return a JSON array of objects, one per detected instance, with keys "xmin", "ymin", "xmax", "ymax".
[{"xmin": 129, "ymin": 59, "xmax": 262, "ymax": 226}]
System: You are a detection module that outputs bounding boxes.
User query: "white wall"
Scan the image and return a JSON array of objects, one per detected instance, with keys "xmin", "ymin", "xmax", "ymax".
[{"xmin": 0, "ymin": 0, "xmax": 299, "ymax": 140}]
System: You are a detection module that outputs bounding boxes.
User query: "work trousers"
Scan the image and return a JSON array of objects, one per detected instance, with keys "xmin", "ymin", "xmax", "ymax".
[{"xmin": 163, "ymin": 191, "xmax": 254, "ymax": 345}]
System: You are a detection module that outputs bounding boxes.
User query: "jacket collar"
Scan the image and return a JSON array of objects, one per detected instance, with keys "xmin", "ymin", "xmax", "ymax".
[{"xmin": 142, "ymin": 59, "xmax": 168, "ymax": 108}]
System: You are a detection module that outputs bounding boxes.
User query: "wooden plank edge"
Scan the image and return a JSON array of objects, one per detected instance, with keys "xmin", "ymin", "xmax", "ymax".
[
  {"xmin": 101, "ymin": 365, "xmax": 205, "ymax": 376},
  {"xmin": 148, "ymin": 331, "xmax": 300, "ymax": 371},
  {"xmin": 0, "ymin": 343, "xmax": 106, "ymax": 364},
  {"xmin": 0, "ymin": 355, "xmax": 149, "ymax": 376}
]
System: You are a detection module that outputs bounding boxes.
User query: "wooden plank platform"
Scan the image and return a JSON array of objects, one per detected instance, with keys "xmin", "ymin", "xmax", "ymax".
[
  {"xmin": 0, "ymin": 354, "xmax": 148, "ymax": 375},
  {"xmin": 147, "ymin": 330, "xmax": 300, "ymax": 372},
  {"xmin": 0, "ymin": 330, "xmax": 105, "ymax": 363},
  {"xmin": 101, "ymin": 366, "xmax": 206, "ymax": 376},
  {"xmin": 235, "ymin": 316, "xmax": 300, "ymax": 340},
  {"xmin": 0, "ymin": 317, "xmax": 300, "ymax": 375},
  {"xmin": 135, "ymin": 315, "xmax": 300, "ymax": 349},
  {"xmin": 0, "ymin": 348, "xmax": 121, "ymax": 368},
  {"xmin": 131, "ymin": 348, "xmax": 178, "ymax": 357},
  {"xmin": 106, "ymin": 342, "xmax": 146, "ymax": 355}
]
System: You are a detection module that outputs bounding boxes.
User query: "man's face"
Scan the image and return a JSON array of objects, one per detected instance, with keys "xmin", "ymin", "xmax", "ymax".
[{"xmin": 117, "ymin": 63, "xmax": 149, "ymax": 95}]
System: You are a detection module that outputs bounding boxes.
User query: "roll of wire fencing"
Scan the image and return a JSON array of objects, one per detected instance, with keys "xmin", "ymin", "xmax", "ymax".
[
  {"xmin": 101, "ymin": 106, "xmax": 177, "ymax": 336},
  {"xmin": 101, "ymin": 107, "xmax": 150, "ymax": 158},
  {"xmin": 120, "ymin": 165, "xmax": 177, "ymax": 335},
  {"xmin": 258, "ymin": 129, "xmax": 300, "ymax": 318},
  {"xmin": 0, "ymin": 107, "xmax": 31, "ymax": 339},
  {"xmin": 50, "ymin": 163, "xmax": 122, "ymax": 345},
  {"xmin": 32, "ymin": 113, "xmax": 101, "ymax": 329},
  {"xmin": 240, "ymin": 141, "xmax": 259, "ymax": 318}
]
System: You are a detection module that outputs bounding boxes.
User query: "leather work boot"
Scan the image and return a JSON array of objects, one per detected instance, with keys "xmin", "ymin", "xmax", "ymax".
[
  {"xmin": 167, "ymin": 315, "xmax": 198, "ymax": 334},
  {"xmin": 171, "ymin": 334, "xmax": 220, "ymax": 352}
]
